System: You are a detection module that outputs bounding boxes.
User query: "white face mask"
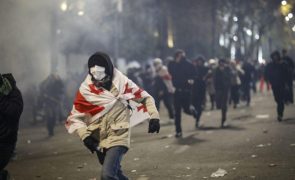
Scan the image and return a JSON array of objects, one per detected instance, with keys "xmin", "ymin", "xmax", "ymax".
[{"xmin": 90, "ymin": 65, "xmax": 106, "ymax": 81}]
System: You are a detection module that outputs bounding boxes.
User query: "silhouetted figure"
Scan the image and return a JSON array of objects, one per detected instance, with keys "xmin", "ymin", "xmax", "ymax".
[
  {"xmin": 0, "ymin": 73, "xmax": 23, "ymax": 180},
  {"xmin": 282, "ymin": 49, "xmax": 294, "ymax": 104},
  {"xmin": 265, "ymin": 51, "xmax": 289, "ymax": 122},
  {"xmin": 214, "ymin": 59, "xmax": 232, "ymax": 128},
  {"xmin": 191, "ymin": 56, "xmax": 208, "ymax": 127},
  {"xmin": 40, "ymin": 74, "xmax": 64, "ymax": 136},
  {"xmin": 168, "ymin": 50, "xmax": 196, "ymax": 138}
]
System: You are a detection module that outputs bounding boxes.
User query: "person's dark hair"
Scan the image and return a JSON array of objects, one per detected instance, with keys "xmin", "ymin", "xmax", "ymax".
[
  {"xmin": 218, "ymin": 58, "xmax": 227, "ymax": 64},
  {"xmin": 174, "ymin": 49, "xmax": 185, "ymax": 59},
  {"xmin": 196, "ymin": 55, "xmax": 205, "ymax": 63},
  {"xmin": 282, "ymin": 49, "xmax": 287, "ymax": 55},
  {"xmin": 270, "ymin": 51, "xmax": 281, "ymax": 61}
]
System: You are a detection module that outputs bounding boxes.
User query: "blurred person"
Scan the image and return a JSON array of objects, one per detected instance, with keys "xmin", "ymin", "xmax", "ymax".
[
  {"xmin": 191, "ymin": 56, "xmax": 208, "ymax": 127},
  {"xmin": 153, "ymin": 58, "xmax": 175, "ymax": 123},
  {"xmin": 229, "ymin": 60, "xmax": 244, "ymax": 108},
  {"xmin": 240, "ymin": 60, "xmax": 255, "ymax": 106},
  {"xmin": 214, "ymin": 59, "xmax": 232, "ymax": 128},
  {"xmin": 140, "ymin": 64, "xmax": 155, "ymax": 95},
  {"xmin": 0, "ymin": 73, "xmax": 23, "ymax": 180},
  {"xmin": 265, "ymin": 51, "xmax": 289, "ymax": 122},
  {"xmin": 282, "ymin": 49, "xmax": 294, "ymax": 104},
  {"xmin": 168, "ymin": 49, "xmax": 196, "ymax": 137},
  {"xmin": 65, "ymin": 52, "xmax": 160, "ymax": 180},
  {"xmin": 206, "ymin": 59, "xmax": 216, "ymax": 110},
  {"xmin": 127, "ymin": 61, "xmax": 143, "ymax": 88},
  {"xmin": 39, "ymin": 74, "xmax": 65, "ymax": 137}
]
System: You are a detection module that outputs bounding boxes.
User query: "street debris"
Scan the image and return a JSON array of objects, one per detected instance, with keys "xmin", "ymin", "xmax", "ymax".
[
  {"xmin": 131, "ymin": 170, "xmax": 137, "ymax": 173},
  {"xmin": 290, "ymin": 144, "xmax": 295, "ymax": 147},
  {"xmin": 232, "ymin": 167, "xmax": 237, "ymax": 170},
  {"xmin": 165, "ymin": 145, "xmax": 170, "ymax": 149},
  {"xmin": 256, "ymin": 144, "xmax": 265, "ymax": 148},
  {"xmin": 262, "ymin": 129, "xmax": 268, "ymax": 134},
  {"xmin": 250, "ymin": 176, "xmax": 256, "ymax": 179},
  {"xmin": 27, "ymin": 140, "xmax": 31, "ymax": 144},
  {"xmin": 210, "ymin": 168, "xmax": 228, "ymax": 177},
  {"xmin": 251, "ymin": 155, "xmax": 257, "ymax": 158},
  {"xmin": 134, "ymin": 158, "xmax": 140, "ymax": 161},
  {"xmin": 57, "ymin": 177, "xmax": 63, "ymax": 180},
  {"xmin": 255, "ymin": 114, "xmax": 270, "ymax": 119},
  {"xmin": 186, "ymin": 167, "xmax": 191, "ymax": 170},
  {"xmin": 268, "ymin": 163, "xmax": 277, "ymax": 167}
]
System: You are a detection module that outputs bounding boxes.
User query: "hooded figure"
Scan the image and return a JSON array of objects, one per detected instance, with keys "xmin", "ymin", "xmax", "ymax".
[
  {"xmin": 66, "ymin": 52, "xmax": 160, "ymax": 180},
  {"xmin": 0, "ymin": 73, "xmax": 23, "ymax": 180}
]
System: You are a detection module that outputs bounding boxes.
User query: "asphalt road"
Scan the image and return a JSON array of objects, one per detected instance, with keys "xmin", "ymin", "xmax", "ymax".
[{"xmin": 6, "ymin": 91, "xmax": 295, "ymax": 180}]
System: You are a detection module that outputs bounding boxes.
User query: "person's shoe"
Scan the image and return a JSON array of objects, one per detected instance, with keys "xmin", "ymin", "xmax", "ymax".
[
  {"xmin": 195, "ymin": 120, "xmax": 200, "ymax": 129},
  {"xmin": 175, "ymin": 132, "xmax": 182, "ymax": 138},
  {"xmin": 277, "ymin": 116, "xmax": 282, "ymax": 122}
]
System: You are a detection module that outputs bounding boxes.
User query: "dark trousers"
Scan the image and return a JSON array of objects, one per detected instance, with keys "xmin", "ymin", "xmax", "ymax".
[
  {"xmin": 192, "ymin": 87, "xmax": 206, "ymax": 122},
  {"xmin": 155, "ymin": 93, "xmax": 174, "ymax": 119},
  {"xmin": 230, "ymin": 85, "xmax": 240, "ymax": 107},
  {"xmin": 0, "ymin": 144, "xmax": 14, "ymax": 180},
  {"xmin": 272, "ymin": 86, "xmax": 285, "ymax": 117},
  {"xmin": 209, "ymin": 94, "xmax": 215, "ymax": 110},
  {"xmin": 96, "ymin": 146, "xmax": 128, "ymax": 180},
  {"xmin": 174, "ymin": 90, "xmax": 193, "ymax": 133},
  {"xmin": 242, "ymin": 83, "xmax": 251, "ymax": 105},
  {"xmin": 286, "ymin": 79, "xmax": 294, "ymax": 103},
  {"xmin": 216, "ymin": 90, "xmax": 229, "ymax": 123}
]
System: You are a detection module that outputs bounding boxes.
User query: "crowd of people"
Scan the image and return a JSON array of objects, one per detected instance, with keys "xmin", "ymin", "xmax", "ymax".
[
  {"xmin": 0, "ymin": 49, "xmax": 294, "ymax": 180},
  {"xmin": 127, "ymin": 49, "xmax": 294, "ymax": 138}
]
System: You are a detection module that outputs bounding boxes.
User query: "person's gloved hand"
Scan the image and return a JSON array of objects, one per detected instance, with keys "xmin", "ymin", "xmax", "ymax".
[
  {"xmin": 148, "ymin": 119, "xmax": 160, "ymax": 133},
  {"xmin": 83, "ymin": 136, "xmax": 99, "ymax": 153}
]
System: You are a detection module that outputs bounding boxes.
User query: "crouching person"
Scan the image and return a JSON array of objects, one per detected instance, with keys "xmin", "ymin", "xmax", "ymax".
[
  {"xmin": 65, "ymin": 52, "xmax": 160, "ymax": 180},
  {"xmin": 0, "ymin": 73, "xmax": 23, "ymax": 180}
]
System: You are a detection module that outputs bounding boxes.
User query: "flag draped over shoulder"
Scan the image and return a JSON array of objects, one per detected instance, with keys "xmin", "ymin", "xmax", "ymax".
[{"xmin": 65, "ymin": 69, "xmax": 151, "ymax": 133}]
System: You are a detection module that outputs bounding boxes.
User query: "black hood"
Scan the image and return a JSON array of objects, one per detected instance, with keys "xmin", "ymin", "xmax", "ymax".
[
  {"xmin": 88, "ymin": 52, "xmax": 114, "ymax": 90},
  {"xmin": 88, "ymin": 52, "xmax": 114, "ymax": 78}
]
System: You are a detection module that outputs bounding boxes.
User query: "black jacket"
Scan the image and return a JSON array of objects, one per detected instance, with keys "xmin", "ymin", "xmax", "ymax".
[
  {"xmin": 168, "ymin": 58, "xmax": 195, "ymax": 90},
  {"xmin": 0, "ymin": 75, "xmax": 23, "ymax": 145},
  {"xmin": 264, "ymin": 61, "xmax": 289, "ymax": 88}
]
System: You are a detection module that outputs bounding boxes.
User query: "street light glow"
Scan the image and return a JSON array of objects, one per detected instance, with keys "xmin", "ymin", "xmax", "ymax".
[
  {"xmin": 292, "ymin": 26, "xmax": 295, "ymax": 32},
  {"xmin": 78, "ymin": 11, "xmax": 84, "ymax": 16},
  {"xmin": 288, "ymin": 13, "xmax": 293, "ymax": 18},
  {"xmin": 246, "ymin": 29, "xmax": 252, "ymax": 36},
  {"xmin": 233, "ymin": 16, "xmax": 238, "ymax": 22},
  {"xmin": 281, "ymin": 0, "xmax": 287, "ymax": 5},
  {"xmin": 233, "ymin": 35, "xmax": 238, "ymax": 41},
  {"xmin": 255, "ymin": 34, "xmax": 260, "ymax": 40},
  {"xmin": 60, "ymin": 2, "xmax": 68, "ymax": 12},
  {"xmin": 285, "ymin": 16, "xmax": 290, "ymax": 22}
]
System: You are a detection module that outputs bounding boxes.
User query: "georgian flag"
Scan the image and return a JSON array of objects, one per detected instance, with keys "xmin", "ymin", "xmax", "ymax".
[{"xmin": 65, "ymin": 69, "xmax": 151, "ymax": 134}]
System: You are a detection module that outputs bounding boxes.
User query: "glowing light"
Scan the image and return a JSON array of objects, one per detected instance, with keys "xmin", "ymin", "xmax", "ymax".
[
  {"xmin": 285, "ymin": 16, "xmax": 290, "ymax": 22},
  {"xmin": 233, "ymin": 36, "xmax": 238, "ymax": 42},
  {"xmin": 292, "ymin": 26, "xmax": 295, "ymax": 32},
  {"xmin": 288, "ymin": 13, "xmax": 293, "ymax": 18},
  {"xmin": 78, "ymin": 11, "xmax": 84, "ymax": 16},
  {"xmin": 153, "ymin": 31, "xmax": 159, "ymax": 38},
  {"xmin": 246, "ymin": 29, "xmax": 252, "ymax": 36},
  {"xmin": 255, "ymin": 34, "xmax": 260, "ymax": 40},
  {"xmin": 167, "ymin": 18, "xmax": 174, "ymax": 48},
  {"xmin": 280, "ymin": 2, "xmax": 292, "ymax": 16},
  {"xmin": 233, "ymin": 16, "xmax": 238, "ymax": 22},
  {"xmin": 281, "ymin": 0, "xmax": 287, "ymax": 5},
  {"xmin": 60, "ymin": 2, "xmax": 68, "ymax": 12}
]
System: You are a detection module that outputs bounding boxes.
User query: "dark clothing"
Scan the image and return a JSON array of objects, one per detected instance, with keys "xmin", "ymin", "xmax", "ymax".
[
  {"xmin": 169, "ymin": 59, "xmax": 196, "ymax": 133},
  {"xmin": 174, "ymin": 90, "xmax": 192, "ymax": 133},
  {"xmin": 192, "ymin": 66, "xmax": 208, "ymax": 122},
  {"xmin": 0, "ymin": 76, "xmax": 23, "ymax": 175},
  {"xmin": 0, "ymin": 86, "xmax": 23, "ymax": 145},
  {"xmin": 230, "ymin": 85, "xmax": 240, "ymax": 107},
  {"xmin": 241, "ymin": 63, "xmax": 255, "ymax": 105},
  {"xmin": 96, "ymin": 146, "xmax": 129, "ymax": 180},
  {"xmin": 214, "ymin": 66, "xmax": 231, "ymax": 124},
  {"xmin": 154, "ymin": 76, "xmax": 174, "ymax": 119},
  {"xmin": 168, "ymin": 59, "xmax": 195, "ymax": 90},
  {"xmin": 282, "ymin": 55, "xmax": 294, "ymax": 103},
  {"xmin": 265, "ymin": 61, "xmax": 289, "ymax": 118}
]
